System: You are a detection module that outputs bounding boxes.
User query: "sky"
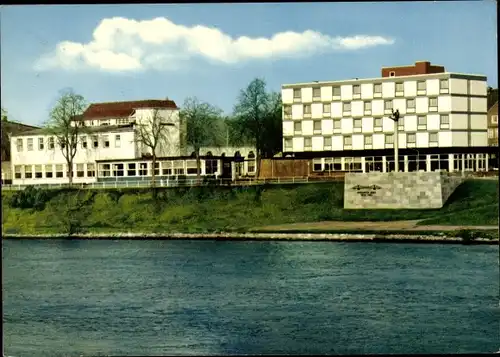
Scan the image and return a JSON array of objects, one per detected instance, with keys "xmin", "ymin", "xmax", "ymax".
[{"xmin": 1, "ymin": 1, "xmax": 497, "ymax": 126}]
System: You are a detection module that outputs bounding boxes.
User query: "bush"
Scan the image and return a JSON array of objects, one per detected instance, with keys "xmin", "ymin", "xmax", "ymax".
[{"xmin": 9, "ymin": 186, "xmax": 51, "ymax": 211}]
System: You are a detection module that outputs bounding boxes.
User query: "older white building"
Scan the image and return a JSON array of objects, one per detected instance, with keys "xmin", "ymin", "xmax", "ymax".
[
  {"xmin": 9, "ymin": 99, "xmax": 257, "ymax": 185},
  {"xmin": 281, "ymin": 65, "xmax": 494, "ymax": 173}
]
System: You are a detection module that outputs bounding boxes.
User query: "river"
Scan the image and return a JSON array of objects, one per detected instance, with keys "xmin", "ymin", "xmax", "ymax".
[{"xmin": 3, "ymin": 239, "xmax": 499, "ymax": 356}]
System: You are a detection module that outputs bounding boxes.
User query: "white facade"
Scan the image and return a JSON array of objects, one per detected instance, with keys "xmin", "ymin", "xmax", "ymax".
[{"xmin": 282, "ymin": 72, "xmax": 488, "ymax": 153}]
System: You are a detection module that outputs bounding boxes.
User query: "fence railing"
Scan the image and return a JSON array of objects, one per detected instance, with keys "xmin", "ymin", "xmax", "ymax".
[{"xmin": 0, "ymin": 176, "xmax": 345, "ymax": 191}]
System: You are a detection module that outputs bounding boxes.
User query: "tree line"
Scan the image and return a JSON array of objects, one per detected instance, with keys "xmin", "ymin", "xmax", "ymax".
[{"xmin": 3, "ymin": 77, "xmax": 283, "ymax": 190}]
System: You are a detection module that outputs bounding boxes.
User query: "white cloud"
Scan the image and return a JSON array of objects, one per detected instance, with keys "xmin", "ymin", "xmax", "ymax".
[{"xmin": 34, "ymin": 16, "xmax": 395, "ymax": 72}]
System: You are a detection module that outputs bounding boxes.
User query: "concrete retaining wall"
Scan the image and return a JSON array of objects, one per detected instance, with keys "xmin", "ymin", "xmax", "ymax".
[{"xmin": 344, "ymin": 172, "xmax": 464, "ymax": 209}]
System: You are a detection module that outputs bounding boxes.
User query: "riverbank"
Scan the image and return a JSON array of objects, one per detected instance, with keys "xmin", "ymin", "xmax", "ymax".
[
  {"xmin": 2, "ymin": 231, "xmax": 497, "ymax": 244},
  {"xmin": 2, "ymin": 180, "xmax": 498, "ymax": 235}
]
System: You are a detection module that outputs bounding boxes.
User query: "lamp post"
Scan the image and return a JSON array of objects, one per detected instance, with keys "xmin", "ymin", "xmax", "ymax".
[{"xmin": 389, "ymin": 109, "xmax": 400, "ymax": 172}]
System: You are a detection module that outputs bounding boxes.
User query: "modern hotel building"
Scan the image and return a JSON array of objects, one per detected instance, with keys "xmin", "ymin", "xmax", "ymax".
[{"xmin": 281, "ymin": 61, "xmax": 497, "ymax": 173}]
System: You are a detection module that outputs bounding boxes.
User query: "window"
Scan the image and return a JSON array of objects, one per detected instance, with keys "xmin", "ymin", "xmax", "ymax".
[
  {"xmin": 14, "ymin": 165, "xmax": 22, "ymax": 179},
  {"xmin": 488, "ymin": 128, "xmax": 495, "ymax": 139},
  {"xmin": 284, "ymin": 105, "xmax": 292, "ymax": 118},
  {"xmin": 374, "ymin": 118, "xmax": 383, "ymax": 128},
  {"xmin": 364, "ymin": 101, "xmax": 372, "ymax": 112},
  {"xmin": 344, "ymin": 136, "xmax": 352, "ymax": 146},
  {"xmin": 139, "ymin": 163, "xmax": 148, "ymax": 176},
  {"xmin": 303, "ymin": 104, "xmax": 311, "ymax": 116},
  {"xmin": 384, "ymin": 100, "xmax": 393, "ymax": 110},
  {"xmin": 304, "ymin": 137, "xmax": 312, "ymax": 150},
  {"xmin": 38, "ymin": 138, "xmax": 44, "ymax": 150},
  {"xmin": 334, "ymin": 119, "xmax": 341, "ymax": 129},
  {"xmin": 284, "ymin": 138, "xmax": 293, "ymax": 150},
  {"xmin": 92, "ymin": 135, "xmax": 99, "ymax": 148},
  {"xmin": 48, "ymin": 137, "xmax": 55, "ymax": 149},
  {"xmin": 161, "ymin": 161, "xmax": 172, "ymax": 176},
  {"xmin": 389, "ymin": 71, "xmax": 395, "ymax": 77},
  {"xmin": 324, "ymin": 137, "xmax": 332, "ymax": 148},
  {"xmin": 128, "ymin": 163, "xmax": 137, "ymax": 176},
  {"xmin": 374, "ymin": 83, "xmax": 382, "ymax": 93},
  {"xmin": 113, "ymin": 163, "xmax": 124, "ymax": 177},
  {"xmin": 395, "ymin": 82, "xmax": 404, "ymax": 94},
  {"xmin": 76, "ymin": 164, "xmax": 85, "ymax": 177},
  {"xmin": 25, "ymin": 165, "xmax": 33, "ymax": 179},
  {"xmin": 115, "ymin": 134, "xmax": 121, "ymax": 148},
  {"xmin": 35, "ymin": 165, "xmax": 42, "ymax": 179},
  {"xmin": 45, "ymin": 164, "xmax": 53, "ymax": 178},
  {"xmin": 293, "ymin": 88, "xmax": 301, "ymax": 99},
  {"xmin": 313, "ymin": 120, "xmax": 321, "ymax": 133},
  {"xmin": 417, "ymin": 115, "xmax": 427, "ymax": 129},
  {"xmin": 312, "ymin": 87, "xmax": 321, "ymax": 99},
  {"xmin": 406, "ymin": 98, "xmax": 415, "ymax": 110},
  {"xmin": 364, "ymin": 135, "xmax": 373, "ymax": 145},
  {"xmin": 16, "ymin": 138, "xmax": 23, "ymax": 151},
  {"xmin": 440, "ymin": 114, "xmax": 449, "ymax": 128},
  {"xmin": 27, "ymin": 138, "xmax": 33, "ymax": 151},
  {"xmin": 353, "ymin": 85, "xmax": 361, "ymax": 95},
  {"xmin": 417, "ymin": 81, "xmax": 426, "ymax": 91},
  {"xmin": 429, "ymin": 132, "xmax": 438, "ymax": 143},
  {"xmin": 353, "ymin": 118, "xmax": 362, "ymax": 128},
  {"xmin": 385, "ymin": 134, "xmax": 394, "ymax": 144},
  {"xmin": 117, "ymin": 118, "xmax": 129, "ymax": 125},
  {"xmin": 294, "ymin": 121, "xmax": 302, "ymax": 134},
  {"xmin": 398, "ymin": 116, "xmax": 404, "ymax": 130},
  {"xmin": 407, "ymin": 133, "xmax": 416, "ymax": 143},
  {"xmin": 429, "ymin": 97, "xmax": 438, "ymax": 111},
  {"xmin": 87, "ymin": 164, "xmax": 95, "ymax": 177},
  {"xmin": 440, "ymin": 79, "xmax": 449, "ymax": 91},
  {"xmin": 81, "ymin": 136, "xmax": 87, "ymax": 149},
  {"xmin": 100, "ymin": 164, "xmax": 111, "ymax": 177},
  {"xmin": 492, "ymin": 115, "xmax": 498, "ymax": 124},
  {"xmin": 343, "ymin": 102, "xmax": 351, "ymax": 112},
  {"xmin": 154, "ymin": 162, "xmax": 160, "ymax": 176},
  {"xmin": 332, "ymin": 86, "xmax": 341, "ymax": 97},
  {"xmin": 56, "ymin": 164, "xmax": 64, "ymax": 178},
  {"xmin": 103, "ymin": 135, "xmax": 110, "ymax": 148},
  {"xmin": 323, "ymin": 103, "xmax": 331, "ymax": 114},
  {"xmin": 312, "ymin": 158, "xmax": 322, "ymax": 172}
]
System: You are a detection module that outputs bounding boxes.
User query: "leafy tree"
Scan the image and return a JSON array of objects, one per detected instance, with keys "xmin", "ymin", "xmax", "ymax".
[
  {"xmin": 181, "ymin": 97, "xmax": 224, "ymax": 181},
  {"xmin": 233, "ymin": 78, "xmax": 283, "ymax": 177},
  {"xmin": 134, "ymin": 108, "xmax": 175, "ymax": 198},
  {"xmin": 45, "ymin": 89, "xmax": 87, "ymax": 186},
  {"xmin": 51, "ymin": 190, "xmax": 95, "ymax": 236}
]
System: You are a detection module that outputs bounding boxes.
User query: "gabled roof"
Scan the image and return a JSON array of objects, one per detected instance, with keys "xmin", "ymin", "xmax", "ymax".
[
  {"xmin": 1, "ymin": 120, "xmax": 40, "ymax": 134},
  {"xmin": 79, "ymin": 99, "xmax": 178, "ymax": 120},
  {"xmin": 488, "ymin": 101, "xmax": 498, "ymax": 114}
]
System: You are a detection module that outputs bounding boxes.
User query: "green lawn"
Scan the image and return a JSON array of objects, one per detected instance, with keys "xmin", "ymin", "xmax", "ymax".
[{"xmin": 2, "ymin": 179, "xmax": 498, "ymax": 235}]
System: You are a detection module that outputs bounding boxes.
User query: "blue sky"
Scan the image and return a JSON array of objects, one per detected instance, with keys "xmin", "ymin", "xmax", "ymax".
[{"xmin": 1, "ymin": 2, "xmax": 497, "ymax": 126}]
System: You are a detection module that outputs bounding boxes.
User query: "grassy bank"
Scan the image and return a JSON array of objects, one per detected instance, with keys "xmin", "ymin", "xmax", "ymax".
[{"xmin": 1, "ymin": 180, "xmax": 498, "ymax": 235}]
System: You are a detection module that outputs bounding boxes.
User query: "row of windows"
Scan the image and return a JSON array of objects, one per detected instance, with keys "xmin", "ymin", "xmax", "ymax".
[
  {"xmin": 13, "ymin": 159, "xmax": 223, "ymax": 180},
  {"xmin": 284, "ymin": 97, "xmax": 441, "ymax": 118},
  {"xmin": 15, "ymin": 134, "xmax": 124, "ymax": 152},
  {"xmin": 284, "ymin": 132, "xmax": 440, "ymax": 150},
  {"xmin": 310, "ymin": 153, "xmax": 487, "ymax": 173},
  {"xmin": 287, "ymin": 115, "xmax": 450, "ymax": 134},
  {"xmin": 292, "ymin": 79, "xmax": 449, "ymax": 100}
]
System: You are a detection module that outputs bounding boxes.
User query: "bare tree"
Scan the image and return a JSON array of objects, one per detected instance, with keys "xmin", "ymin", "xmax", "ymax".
[
  {"xmin": 181, "ymin": 97, "xmax": 223, "ymax": 182},
  {"xmin": 45, "ymin": 89, "xmax": 87, "ymax": 186},
  {"xmin": 134, "ymin": 108, "xmax": 175, "ymax": 197}
]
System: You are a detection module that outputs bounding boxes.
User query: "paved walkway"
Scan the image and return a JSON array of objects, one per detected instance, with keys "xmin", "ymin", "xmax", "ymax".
[{"xmin": 255, "ymin": 220, "xmax": 498, "ymax": 232}]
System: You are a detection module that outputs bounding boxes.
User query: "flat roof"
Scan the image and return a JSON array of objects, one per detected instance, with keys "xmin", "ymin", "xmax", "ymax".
[
  {"xmin": 282, "ymin": 72, "xmax": 487, "ymax": 89},
  {"xmin": 11, "ymin": 124, "xmax": 135, "ymax": 137}
]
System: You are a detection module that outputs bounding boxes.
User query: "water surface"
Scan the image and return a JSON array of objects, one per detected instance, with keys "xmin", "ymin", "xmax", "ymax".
[{"xmin": 3, "ymin": 239, "xmax": 499, "ymax": 356}]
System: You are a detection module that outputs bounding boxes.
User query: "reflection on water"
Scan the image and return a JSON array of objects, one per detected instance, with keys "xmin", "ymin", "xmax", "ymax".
[{"xmin": 3, "ymin": 240, "xmax": 499, "ymax": 356}]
